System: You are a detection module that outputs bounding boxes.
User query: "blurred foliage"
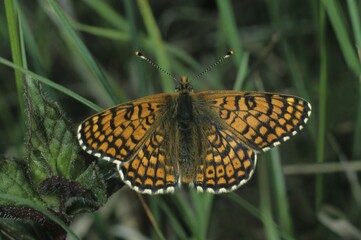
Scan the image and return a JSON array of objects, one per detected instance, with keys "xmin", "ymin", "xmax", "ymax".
[{"xmin": 1, "ymin": 0, "xmax": 361, "ymax": 239}]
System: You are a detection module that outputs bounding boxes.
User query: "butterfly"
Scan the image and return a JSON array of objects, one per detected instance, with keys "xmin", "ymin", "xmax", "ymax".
[{"xmin": 77, "ymin": 51, "xmax": 312, "ymax": 194}]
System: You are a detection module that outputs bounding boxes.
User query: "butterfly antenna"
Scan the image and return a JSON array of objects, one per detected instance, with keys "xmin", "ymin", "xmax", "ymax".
[
  {"xmin": 190, "ymin": 50, "xmax": 234, "ymax": 83},
  {"xmin": 135, "ymin": 51, "xmax": 178, "ymax": 83}
]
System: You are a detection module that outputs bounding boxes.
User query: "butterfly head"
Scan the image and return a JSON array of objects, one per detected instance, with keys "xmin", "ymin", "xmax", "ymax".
[{"xmin": 175, "ymin": 76, "xmax": 193, "ymax": 92}]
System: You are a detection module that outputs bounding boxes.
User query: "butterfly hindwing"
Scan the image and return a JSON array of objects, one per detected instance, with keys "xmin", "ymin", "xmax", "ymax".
[
  {"xmin": 117, "ymin": 125, "xmax": 179, "ymax": 194},
  {"xmin": 196, "ymin": 91, "xmax": 312, "ymax": 152},
  {"xmin": 193, "ymin": 123, "xmax": 257, "ymax": 193}
]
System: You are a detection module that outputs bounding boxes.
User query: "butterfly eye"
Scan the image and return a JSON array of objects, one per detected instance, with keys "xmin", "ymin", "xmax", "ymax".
[{"xmin": 187, "ymin": 84, "xmax": 194, "ymax": 92}]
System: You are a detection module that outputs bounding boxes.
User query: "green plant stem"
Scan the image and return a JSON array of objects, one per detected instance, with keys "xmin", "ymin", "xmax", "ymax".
[
  {"xmin": 259, "ymin": 156, "xmax": 280, "ymax": 240},
  {"xmin": 316, "ymin": 3, "xmax": 328, "ymax": 210}
]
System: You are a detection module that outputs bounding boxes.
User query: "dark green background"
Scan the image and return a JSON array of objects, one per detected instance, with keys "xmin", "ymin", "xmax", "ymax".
[{"xmin": 1, "ymin": 0, "xmax": 361, "ymax": 239}]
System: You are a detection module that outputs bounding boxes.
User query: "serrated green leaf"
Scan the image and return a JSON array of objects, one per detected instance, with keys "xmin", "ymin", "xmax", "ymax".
[
  {"xmin": 25, "ymin": 80, "xmax": 83, "ymax": 184},
  {"xmin": 0, "ymin": 157, "xmax": 43, "ymax": 207},
  {"xmin": 75, "ymin": 165, "xmax": 107, "ymax": 206},
  {"xmin": 23, "ymin": 77, "xmax": 107, "ymax": 214}
]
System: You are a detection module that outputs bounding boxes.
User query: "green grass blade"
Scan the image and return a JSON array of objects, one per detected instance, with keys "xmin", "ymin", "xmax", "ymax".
[
  {"xmin": 233, "ymin": 52, "xmax": 249, "ymax": 90},
  {"xmin": 216, "ymin": 0, "xmax": 245, "ymax": 64},
  {"xmin": 82, "ymin": 0, "xmax": 129, "ymax": 31},
  {"xmin": 0, "ymin": 57, "xmax": 102, "ymax": 112},
  {"xmin": 17, "ymin": 7, "xmax": 45, "ymax": 75},
  {"xmin": 137, "ymin": 0, "xmax": 174, "ymax": 93},
  {"xmin": 72, "ymin": 21, "xmax": 130, "ymax": 42},
  {"xmin": 270, "ymin": 149, "xmax": 294, "ymax": 235},
  {"xmin": 190, "ymin": 190, "xmax": 213, "ymax": 239},
  {"xmin": 353, "ymin": 47, "xmax": 361, "ymax": 159},
  {"xmin": 347, "ymin": 0, "xmax": 361, "ymax": 47},
  {"xmin": 322, "ymin": 0, "xmax": 361, "ymax": 75},
  {"xmin": 157, "ymin": 198, "xmax": 188, "ymax": 239},
  {"xmin": 138, "ymin": 196, "xmax": 165, "ymax": 240},
  {"xmin": 170, "ymin": 193, "xmax": 197, "ymax": 235},
  {"xmin": 316, "ymin": 4, "xmax": 328, "ymax": 210},
  {"xmin": 47, "ymin": 0, "xmax": 119, "ymax": 103},
  {"xmin": 258, "ymin": 155, "xmax": 280, "ymax": 240},
  {"xmin": 124, "ymin": 0, "xmax": 147, "ymax": 97},
  {"xmin": 228, "ymin": 193, "xmax": 294, "ymax": 240},
  {"xmin": 4, "ymin": 0, "xmax": 24, "ymax": 130},
  {"xmin": 347, "ymin": 0, "xmax": 361, "ymax": 159}
]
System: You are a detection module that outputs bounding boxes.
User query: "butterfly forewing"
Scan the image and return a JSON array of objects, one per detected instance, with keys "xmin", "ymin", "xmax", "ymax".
[
  {"xmin": 77, "ymin": 94, "xmax": 171, "ymax": 163},
  {"xmin": 196, "ymin": 91, "xmax": 312, "ymax": 152}
]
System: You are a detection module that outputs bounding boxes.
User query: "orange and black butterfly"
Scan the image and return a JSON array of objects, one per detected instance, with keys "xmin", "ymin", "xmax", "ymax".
[{"xmin": 77, "ymin": 51, "xmax": 311, "ymax": 194}]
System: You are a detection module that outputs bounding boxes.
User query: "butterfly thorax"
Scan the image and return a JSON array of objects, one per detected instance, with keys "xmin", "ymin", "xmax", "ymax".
[{"xmin": 176, "ymin": 93, "xmax": 193, "ymax": 128}]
